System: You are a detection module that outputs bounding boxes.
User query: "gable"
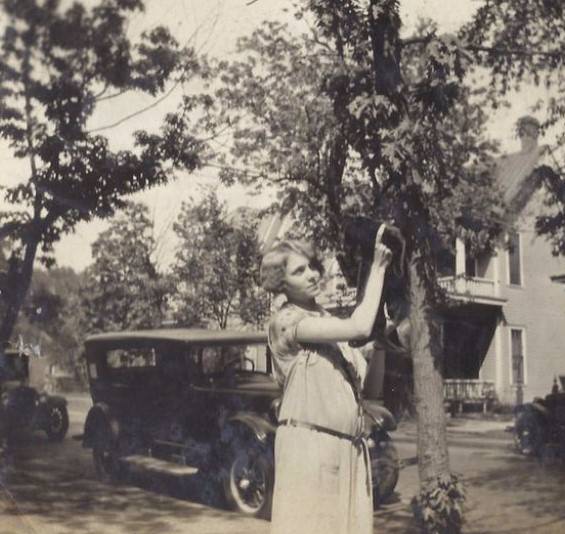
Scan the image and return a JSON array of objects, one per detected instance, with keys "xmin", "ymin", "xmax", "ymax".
[{"xmin": 496, "ymin": 146, "xmax": 545, "ymax": 215}]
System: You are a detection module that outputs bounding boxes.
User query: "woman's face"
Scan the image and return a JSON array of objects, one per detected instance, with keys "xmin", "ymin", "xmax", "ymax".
[{"xmin": 283, "ymin": 251, "xmax": 322, "ymax": 303}]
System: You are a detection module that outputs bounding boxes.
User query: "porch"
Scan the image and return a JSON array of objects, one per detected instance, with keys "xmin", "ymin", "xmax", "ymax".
[
  {"xmin": 438, "ymin": 274, "xmax": 504, "ymax": 304},
  {"xmin": 444, "ymin": 378, "xmax": 496, "ymax": 414}
]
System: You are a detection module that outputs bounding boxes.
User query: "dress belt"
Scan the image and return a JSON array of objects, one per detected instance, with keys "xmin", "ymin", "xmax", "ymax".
[
  {"xmin": 278, "ymin": 418, "xmax": 373, "ymax": 496},
  {"xmin": 278, "ymin": 418, "xmax": 367, "ymax": 445}
]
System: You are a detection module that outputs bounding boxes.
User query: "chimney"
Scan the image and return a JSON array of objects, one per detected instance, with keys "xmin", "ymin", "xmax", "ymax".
[{"xmin": 516, "ymin": 115, "xmax": 540, "ymax": 153}]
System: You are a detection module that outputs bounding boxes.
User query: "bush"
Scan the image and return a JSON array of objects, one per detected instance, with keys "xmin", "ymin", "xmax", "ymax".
[{"xmin": 411, "ymin": 474, "xmax": 466, "ymax": 534}]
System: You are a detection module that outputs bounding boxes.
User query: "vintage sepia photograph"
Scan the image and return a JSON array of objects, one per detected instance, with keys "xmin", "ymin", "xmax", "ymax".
[{"xmin": 1, "ymin": 1, "xmax": 564, "ymax": 533}]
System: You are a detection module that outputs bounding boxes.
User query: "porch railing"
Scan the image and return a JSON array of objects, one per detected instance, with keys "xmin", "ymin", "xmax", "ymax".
[
  {"xmin": 438, "ymin": 275, "xmax": 497, "ymax": 299},
  {"xmin": 444, "ymin": 379, "xmax": 496, "ymax": 413}
]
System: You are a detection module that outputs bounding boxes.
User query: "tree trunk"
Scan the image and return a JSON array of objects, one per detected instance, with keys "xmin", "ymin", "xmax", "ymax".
[
  {"xmin": 408, "ymin": 256, "xmax": 464, "ymax": 533},
  {"xmin": 0, "ymin": 238, "xmax": 39, "ymax": 345},
  {"xmin": 409, "ymin": 258, "xmax": 450, "ymax": 480}
]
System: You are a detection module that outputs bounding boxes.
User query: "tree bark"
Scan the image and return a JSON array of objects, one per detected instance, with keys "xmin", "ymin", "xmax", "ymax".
[
  {"xmin": 408, "ymin": 256, "xmax": 451, "ymax": 485},
  {"xmin": 0, "ymin": 238, "xmax": 40, "ymax": 344}
]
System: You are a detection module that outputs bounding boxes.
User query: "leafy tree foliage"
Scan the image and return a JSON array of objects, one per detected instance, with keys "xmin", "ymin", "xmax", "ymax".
[
  {"xmin": 80, "ymin": 201, "xmax": 171, "ymax": 332},
  {"xmin": 0, "ymin": 0, "xmax": 203, "ymax": 345},
  {"xmin": 171, "ymin": 191, "xmax": 269, "ymax": 329},
  {"xmin": 186, "ymin": 4, "xmax": 513, "ymax": 532},
  {"xmin": 462, "ymin": 0, "xmax": 565, "ymax": 255},
  {"xmin": 14, "ymin": 266, "xmax": 84, "ymax": 377}
]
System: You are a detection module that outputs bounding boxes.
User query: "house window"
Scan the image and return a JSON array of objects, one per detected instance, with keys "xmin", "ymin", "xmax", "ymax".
[
  {"xmin": 510, "ymin": 328, "xmax": 525, "ymax": 386},
  {"xmin": 507, "ymin": 232, "xmax": 522, "ymax": 285}
]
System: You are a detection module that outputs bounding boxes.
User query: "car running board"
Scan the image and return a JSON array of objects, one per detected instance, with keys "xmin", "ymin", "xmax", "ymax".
[{"xmin": 121, "ymin": 454, "xmax": 199, "ymax": 476}]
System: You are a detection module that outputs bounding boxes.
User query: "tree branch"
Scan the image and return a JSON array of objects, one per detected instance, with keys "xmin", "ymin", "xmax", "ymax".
[
  {"xmin": 93, "ymin": 83, "xmax": 109, "ymax": 100},
  {"xmin": 400, "ymin": 35, "xmax": 563, "ymax": 60},
  {"xmin": 95, "ymin": 88, "xmax": 130, "ymax": 103},
  {"xmin": 88, "ymin": 81, "xmax": 180, "ymax": 133},
  {"xmin": 466, "ymin": 44, "xmax": 563, "ymax": 59},
  {"xmin": 400, "ymin": 35, "xmax": 434, "ymax": 48}
]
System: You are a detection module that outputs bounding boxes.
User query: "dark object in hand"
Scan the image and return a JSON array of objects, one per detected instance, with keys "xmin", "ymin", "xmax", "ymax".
[{"xmin": 339, "ymin": 216, "xmax": 409, "ymax": 352}]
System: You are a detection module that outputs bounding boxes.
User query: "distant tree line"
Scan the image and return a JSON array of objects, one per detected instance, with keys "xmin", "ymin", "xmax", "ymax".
[{"xmin": 10, "ymin": 194, "xmax": 269, "ymax": 381}]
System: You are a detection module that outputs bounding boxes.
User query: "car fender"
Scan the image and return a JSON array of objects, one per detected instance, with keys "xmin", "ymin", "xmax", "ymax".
[
  {"xmin": 223, "ymin": 412, "xmax": 276, "ymax": 445},
  {"xmin": 83, "ymin": 403, "xmax": 120, "ymax": 448},
  {"xmin": 362, "ymin": 400, "xmax": 397, "ymax": 432},
  {"xmin": 516, "ymin": 401, "xmax": 549, "ymax": 420}
]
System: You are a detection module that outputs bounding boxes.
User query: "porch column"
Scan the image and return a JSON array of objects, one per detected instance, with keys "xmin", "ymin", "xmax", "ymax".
[
  {"xmin": 493, "ymin": 248, "xmax": 501, "ymax": 298},
  {"xmin": 494, "ymin": 318, "xmax": 504, "ymax": 400},
  {"xmin": 455, "ymin": 238, "xmax": 466, "ymax": 276}
]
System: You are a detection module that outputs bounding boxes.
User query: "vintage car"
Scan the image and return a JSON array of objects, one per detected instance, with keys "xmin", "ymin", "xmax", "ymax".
[
  {"xmin": 82, "ymin": 328, "xmax": 399, "ymax": 518},
  {"xmin": 0, "ymin": 347, "xmax": 69, "ymax": 442},
  {"xmin": 514, "ymin": 386, "xmax": 565, "ymax": 458}
]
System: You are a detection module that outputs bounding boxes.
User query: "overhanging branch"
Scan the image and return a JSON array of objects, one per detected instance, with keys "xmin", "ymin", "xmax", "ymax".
[
  {"xmin": 466, "ymin": 44, "xmax": 563, "ymax": 59},
  {"xmin": 400, "ymin": 35, "xmax": 562, "ymax": 60}
]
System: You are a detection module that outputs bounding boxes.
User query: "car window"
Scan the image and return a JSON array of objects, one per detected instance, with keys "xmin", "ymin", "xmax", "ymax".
[
  {"xmin": 201, "ymin": 346, "xmax": 231, "ymax": 375},
  {"xmin": 107, "ymin": 347, "xmax": 157, "ymax": 368},
  {"xmin": 98, "ymin": 346, "xmax": 161, "ymax": 385},
  {"xmin": 199, "ymin": 343, "xmax": 270, "ymax": 375}
]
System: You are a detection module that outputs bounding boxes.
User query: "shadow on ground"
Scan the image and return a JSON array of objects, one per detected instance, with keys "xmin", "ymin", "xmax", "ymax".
[
  {"xmin": 461, "ymin": 451, "xmax": 565, "ymax": 533},
  {"xmin": 0, "ymin": 433, "xmax": 263, "ymax": 534}
]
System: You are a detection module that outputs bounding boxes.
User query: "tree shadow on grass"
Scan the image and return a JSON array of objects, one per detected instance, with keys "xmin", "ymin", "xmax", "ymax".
[{"xmin": 1, "ymin": 434, "xmax": 265, "ymax": 534}]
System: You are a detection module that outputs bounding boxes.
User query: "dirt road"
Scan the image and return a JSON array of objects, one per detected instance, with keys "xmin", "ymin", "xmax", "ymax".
[{"xmin": 2, "ymin": 395, "xmax": 565, "ymax": 533}]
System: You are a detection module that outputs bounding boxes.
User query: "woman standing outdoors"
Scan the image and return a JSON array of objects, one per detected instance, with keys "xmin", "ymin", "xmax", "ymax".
[{"xmin": 261, "ymin": 230, "xmax": 392, "ymax": 534}]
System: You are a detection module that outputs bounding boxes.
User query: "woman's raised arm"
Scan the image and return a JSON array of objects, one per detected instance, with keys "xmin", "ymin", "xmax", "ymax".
[{"xmin": 295, "ymin": 238, "xmax": 391, "ymax": 343}]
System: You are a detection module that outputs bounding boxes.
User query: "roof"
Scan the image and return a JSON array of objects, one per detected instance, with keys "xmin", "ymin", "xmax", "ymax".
[
  {"xmin": 495, "ymin": 145, "xmax": 546, "ymax": 214},
  {"xmin": 85, "ymin": 328, "xmax": 268, "ymax": 346}
]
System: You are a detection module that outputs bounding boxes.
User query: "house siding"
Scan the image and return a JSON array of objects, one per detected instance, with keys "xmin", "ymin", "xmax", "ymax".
[
  {"xmin": 494, "ymin": 194, "xmax": 565, "ymax": 403},
  {"xmin": 479, "ymin": 330, "xmax": 498, "ymax": 384}
]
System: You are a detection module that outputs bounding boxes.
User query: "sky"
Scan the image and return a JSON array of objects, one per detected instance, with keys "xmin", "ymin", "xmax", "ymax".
[{"xmin": 1, "ymin": 0, "xmax": 553, "ymax": 271}]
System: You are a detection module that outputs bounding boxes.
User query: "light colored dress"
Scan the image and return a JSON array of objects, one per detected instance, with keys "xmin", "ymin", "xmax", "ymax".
[{"xmin": 268, "ymin": 302, "xmax": 373, "ymax": 534}]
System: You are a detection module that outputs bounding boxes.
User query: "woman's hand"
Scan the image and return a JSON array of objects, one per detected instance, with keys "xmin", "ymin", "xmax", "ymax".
[{"xmin": 373, "ymin": 230, "xmax": 392, "ymax": 269}]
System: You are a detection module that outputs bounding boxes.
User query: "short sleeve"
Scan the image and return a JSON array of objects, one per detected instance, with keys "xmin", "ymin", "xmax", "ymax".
[
  {"xmin": 269, "ymin": 307, "xmax": 302, "ymax": 355},
  {"xmin": 268, "ymin": 306, "xmax": 305, "ymax": 386}
]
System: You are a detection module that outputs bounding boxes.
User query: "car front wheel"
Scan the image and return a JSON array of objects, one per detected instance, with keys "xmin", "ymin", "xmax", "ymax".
[
  {"xmin": 222, "ymin": 440, "xmax": 274, "ymax": 519},
  {"xmin": 371, "ymin": 435, "xmax": 400, "ymax": 506},
  {"xmin": 45, "ymin": 405, "xmax": 69, "ymax": 442}
]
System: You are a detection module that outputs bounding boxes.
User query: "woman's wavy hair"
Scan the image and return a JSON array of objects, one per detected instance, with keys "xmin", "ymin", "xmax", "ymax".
[{"xmin": 260, "ymin": 239, "xmax": 325, "ymax": 294}]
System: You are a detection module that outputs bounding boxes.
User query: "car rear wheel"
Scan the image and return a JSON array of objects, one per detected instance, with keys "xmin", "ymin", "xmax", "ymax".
[
  {"xmin": 45, "ymin": 405, "xmax": 69, "ymax": 442},
  {"xmin": 222, "ymin": 439, "xmax": 273, "ymax": 519},
  {"xmin": 371, "ymin": 435, "xmax": 400, "ymax": 506},
  {"xmin": 92, "ymin": 424, "xmax": 124, "ymax": 483}
]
